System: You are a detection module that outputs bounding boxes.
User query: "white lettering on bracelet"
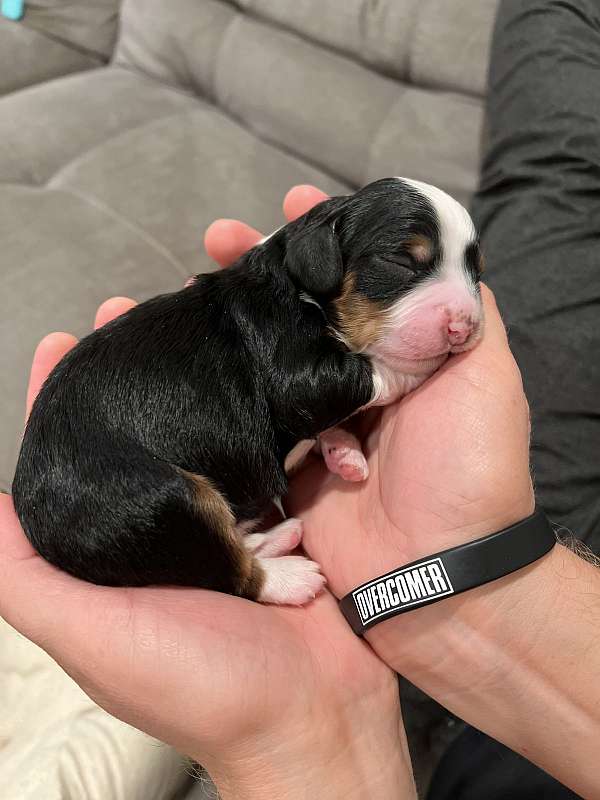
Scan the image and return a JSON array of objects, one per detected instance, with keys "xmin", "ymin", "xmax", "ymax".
[{"xmin": 353, "ymin": 558, "xmax": 454, "ymax": 625}]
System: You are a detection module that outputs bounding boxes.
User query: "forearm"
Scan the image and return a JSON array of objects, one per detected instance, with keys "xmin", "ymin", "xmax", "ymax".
[
  {"xmin": 369, "ymin": 543, "xmax": 600, "ymax": 798},
  {"xmin": 204, "ymin": 693, "xmax": 416, "ymax": 800}
]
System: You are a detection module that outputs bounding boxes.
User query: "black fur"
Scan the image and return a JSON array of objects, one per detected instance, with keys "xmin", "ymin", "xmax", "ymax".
[
  {"xmin": 465, "ymin": 241, "xmax": 483, "ymax": 286},
  {"xmin": 11, "ymin": 178, "xmax": 443, "ymax": 593}
]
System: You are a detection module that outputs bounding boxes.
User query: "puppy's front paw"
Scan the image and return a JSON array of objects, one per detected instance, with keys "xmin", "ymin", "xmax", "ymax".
[
  {"xmin": 320, "ymin": 428, "xmax": 369, "ymax": 482},
  {"xmin": 257, "ymin": 555, "xmax": 326, "ymax": 605}
]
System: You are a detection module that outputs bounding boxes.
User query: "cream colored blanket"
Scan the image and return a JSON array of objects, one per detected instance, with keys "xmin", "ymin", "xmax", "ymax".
[{"xmin": 0, "ymin": 616, "xmax": 191, "ymax": 800}]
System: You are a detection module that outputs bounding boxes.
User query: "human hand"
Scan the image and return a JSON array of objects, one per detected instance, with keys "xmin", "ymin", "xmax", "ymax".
[
  {"xmin": 290, "ymin": 284, "xmax": 534, "ymax": 592},
  {"xmin": 206, "ymin": 184, "xmax": 536, "ymax": 689},
  {"xmin": 205, "ymin": 185, "xmax": 533, "ymax": 586},
  {"xmin": 0, "ymin": 232, "xmax": 415, "ymax": 800}
]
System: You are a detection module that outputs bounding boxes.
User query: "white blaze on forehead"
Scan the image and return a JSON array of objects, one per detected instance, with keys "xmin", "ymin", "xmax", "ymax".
[{"xmin": 396, "ymin": 177, "xmax": 478, "ymax": 295}]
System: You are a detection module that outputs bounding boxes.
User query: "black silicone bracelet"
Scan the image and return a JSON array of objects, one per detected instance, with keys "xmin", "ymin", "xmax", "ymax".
[{"xmin": 339, "ymin": 509, "xmax": 556, "ymax": 635}]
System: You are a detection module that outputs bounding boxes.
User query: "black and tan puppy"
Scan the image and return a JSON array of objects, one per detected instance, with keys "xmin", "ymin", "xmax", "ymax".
[{"xmin": 12, "ymin": 178, "xmax": 484, "ymax": 605}]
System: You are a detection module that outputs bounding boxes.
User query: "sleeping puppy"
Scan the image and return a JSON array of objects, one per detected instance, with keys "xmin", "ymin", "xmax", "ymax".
[{"xmin": 12, "ymin": 178, "xmax": 484, "ymax": 606}]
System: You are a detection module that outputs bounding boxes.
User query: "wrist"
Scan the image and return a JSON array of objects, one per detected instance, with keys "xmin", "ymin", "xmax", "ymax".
[
  {"xmin": 358, "ymin": 494, "xmax": 539, "ymax": 673},
  {"xmin": 366, "ymin": 543, "xmax": 600, "ymax": 797},
  {"xmin": 367, "ymin": 540, "xmax": 555, "ymax": 686},
  {"xmin": 204, "ymin": 689, "xmax": 416, "ymax": 800},
  {"xmin": 366, "ymin": 543, "xmax": 562, "ymax": 756}
]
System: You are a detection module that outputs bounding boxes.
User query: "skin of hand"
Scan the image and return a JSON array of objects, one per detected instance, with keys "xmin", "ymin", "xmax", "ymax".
[
  {"xmin": 0, "ymin": 191, "xmax": 418, "ymax": 800},
  {"xmin": 206, "ymin": 186, "xmax": 600, "ymax": 800}
]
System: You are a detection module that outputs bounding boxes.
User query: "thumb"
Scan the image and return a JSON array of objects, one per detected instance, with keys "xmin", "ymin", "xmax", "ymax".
[{"xmin": 0, "ymin": 493, "xmax": 95, "ymax": 650}]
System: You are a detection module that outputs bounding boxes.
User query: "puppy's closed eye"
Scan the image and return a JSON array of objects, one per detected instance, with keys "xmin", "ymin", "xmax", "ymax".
[
  {"xmin": 352, "ymin": 256, "xmax": 418, "ymax": 306},
  {"xmin": 375, "ymin": 255, "xmax": 418, "ymax": 277}
]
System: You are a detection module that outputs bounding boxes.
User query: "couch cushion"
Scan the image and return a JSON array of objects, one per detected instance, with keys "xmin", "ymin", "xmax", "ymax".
[
  {"xmin": 49, "ymin": 102, "xmax": 348, "ymax": 271},
  {"xmin": 0, "ymin": 22, "xmax": 100, "ymax": 95},
  {"xmin": 366, "ymin": 88, "xmax": 484, "ymax": 206},
  {"xmin": 117, "ymin": 0, "xmax": 497, "ymax": 97},
  {"xmin": 0, "ymin": 69, "xmax": 195, "ymax": 185},
  {"xmin": 212, "ymin": 15, "xmax": 484, "ymax": 205},
  {"xmin": 0, "ymin": 0, "xmax": 120, "ymax": 95},
  {"xmin": 16, "ymin": 0, "xmax": 119, "ymax": 60},
  {"xmin": 236, "ymin": 0, "xmax": 497, "ymax": 97},
  {"xmin": 114, "ymin": 0, "xmax": 496, "ymax": 204}
]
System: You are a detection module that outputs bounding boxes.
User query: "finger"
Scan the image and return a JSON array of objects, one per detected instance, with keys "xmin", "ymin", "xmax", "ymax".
[
  {"xmin": 0, "ymin": 493, "xmax": 38, "ymax": 561},
  {"xmin": 26, "ymin": 332, "xmax": 78, "ymax": 420},
  {"xmin": 283, "ymin": 185, "xmax": 329, "ymax": 222},
  {"xmin": 94, "ymin": 296, "xmax": 137, "ymax": 330},
  {"xmin": 204, "ymin": 219, "xmax": 263, "ymax": 268},
  {"xmin": 478, "ymin": 284, "xmax": 510, "ymax": 352},
  {"xmin": 0, "ymin": 495, "xmax": 111, "ymax": 654},
  {"xmin": 445, "ymin": 284, "xmax": 523, "ymax": 395}
]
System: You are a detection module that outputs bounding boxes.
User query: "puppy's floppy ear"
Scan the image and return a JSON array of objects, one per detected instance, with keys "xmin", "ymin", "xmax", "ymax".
[
  {"xmin": 284, "ymin": 197, "xmax": 348, "ymax": 297},
  {"xmin": 285, "ymin": 223, "xmax": 342, "ymax": 297}
]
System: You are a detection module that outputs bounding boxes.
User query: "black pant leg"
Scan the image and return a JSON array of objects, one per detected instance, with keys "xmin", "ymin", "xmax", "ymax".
[
  {"xmin": 427, "ymin": 727, "xmax": 583, "ymax": 800},
  {"xmin": 472, "ymin": 0, "xmax": 600, "ymax": 546}
]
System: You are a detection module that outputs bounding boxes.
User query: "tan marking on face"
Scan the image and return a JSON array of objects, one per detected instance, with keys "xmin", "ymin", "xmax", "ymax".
[
  {"xmin": 333, "ymin": 273, "xmax": 385, "ymax": 351},
  {"xmin": 407, "ymin": 234, "xmax": 433, "ymax": 263},
  {"xmin": 180, "ymin": 470, "xmax": 265, "ymax": 599},
  {"xmin": 478, "ymin": 251, "xmax": 485, "ymax": 274}
]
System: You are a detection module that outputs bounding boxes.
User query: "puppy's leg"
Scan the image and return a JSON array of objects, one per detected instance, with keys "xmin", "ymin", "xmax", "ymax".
[
  {"xmin": 244, "ymin": 518, "xmax": 303, "ymax": 557},
  {"xmin": 255, "ymin": 555, "xmax": 326, "ymax": 606},
  {"xmin": 242, "ymin": 519, "xmax": 325, "ymax": 605},
  {"xmin": 320, "ymin": 427, "xmax": 369, "ymax": 482},
  {"xmin": 184, "ymin": 472, "xmax": 324, "ymax": 605}
]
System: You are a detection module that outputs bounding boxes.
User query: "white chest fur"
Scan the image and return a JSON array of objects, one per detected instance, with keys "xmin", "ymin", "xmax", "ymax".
[{"xmin": 368, "ymin": 357, "xmax": 446, "ymax": 407}]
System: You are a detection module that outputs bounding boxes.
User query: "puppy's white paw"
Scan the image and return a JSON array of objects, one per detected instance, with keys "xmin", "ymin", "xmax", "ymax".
[
  {"xmin": 244, "ymin": 518, "xmax": 303, "ymax": 558},
  {"xmin": 320, "ymin": 428, "xmax": 369, "ymax": 482},
  {"xmin": 329, "ymin": 447, "xmax": 369, "ymax": 482},
  {"xmin": 257, "ymin": 555, "xmax": 326, "ymax": 605}
]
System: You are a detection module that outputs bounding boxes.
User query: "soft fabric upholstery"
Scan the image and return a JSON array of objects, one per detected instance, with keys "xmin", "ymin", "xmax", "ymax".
[
  {"xmin": 115, "ymin": 0, "xmax": 494, "ymax": 203},
  {"xmin": 15, "ymin": 0, "xmax": 119, "ymax": 58},
  {"xmin": 0, "ymin": 1, "xmax": 119, "ymax": 95},
  {"xmin": 0, "ymin": 24, "xmax": 99, "ymax": 95},
  {"xmin": 116, "ymin": 0, "xmax": 495, "ymax": 96}
]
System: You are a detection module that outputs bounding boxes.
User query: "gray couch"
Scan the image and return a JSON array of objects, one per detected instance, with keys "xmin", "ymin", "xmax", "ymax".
[{"xmin": 0, "ymin": 0, "xmax": 499, "ymax": 492}]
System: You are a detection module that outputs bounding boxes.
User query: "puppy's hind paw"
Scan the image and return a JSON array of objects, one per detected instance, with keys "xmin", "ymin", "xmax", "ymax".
[
  {"xmin": 257, "ymin": 555, "xmax": 326, "ymax": 606},
  {"xmin": 244, "ymin": 518, "xmax": 303, "ymax": 558}
]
